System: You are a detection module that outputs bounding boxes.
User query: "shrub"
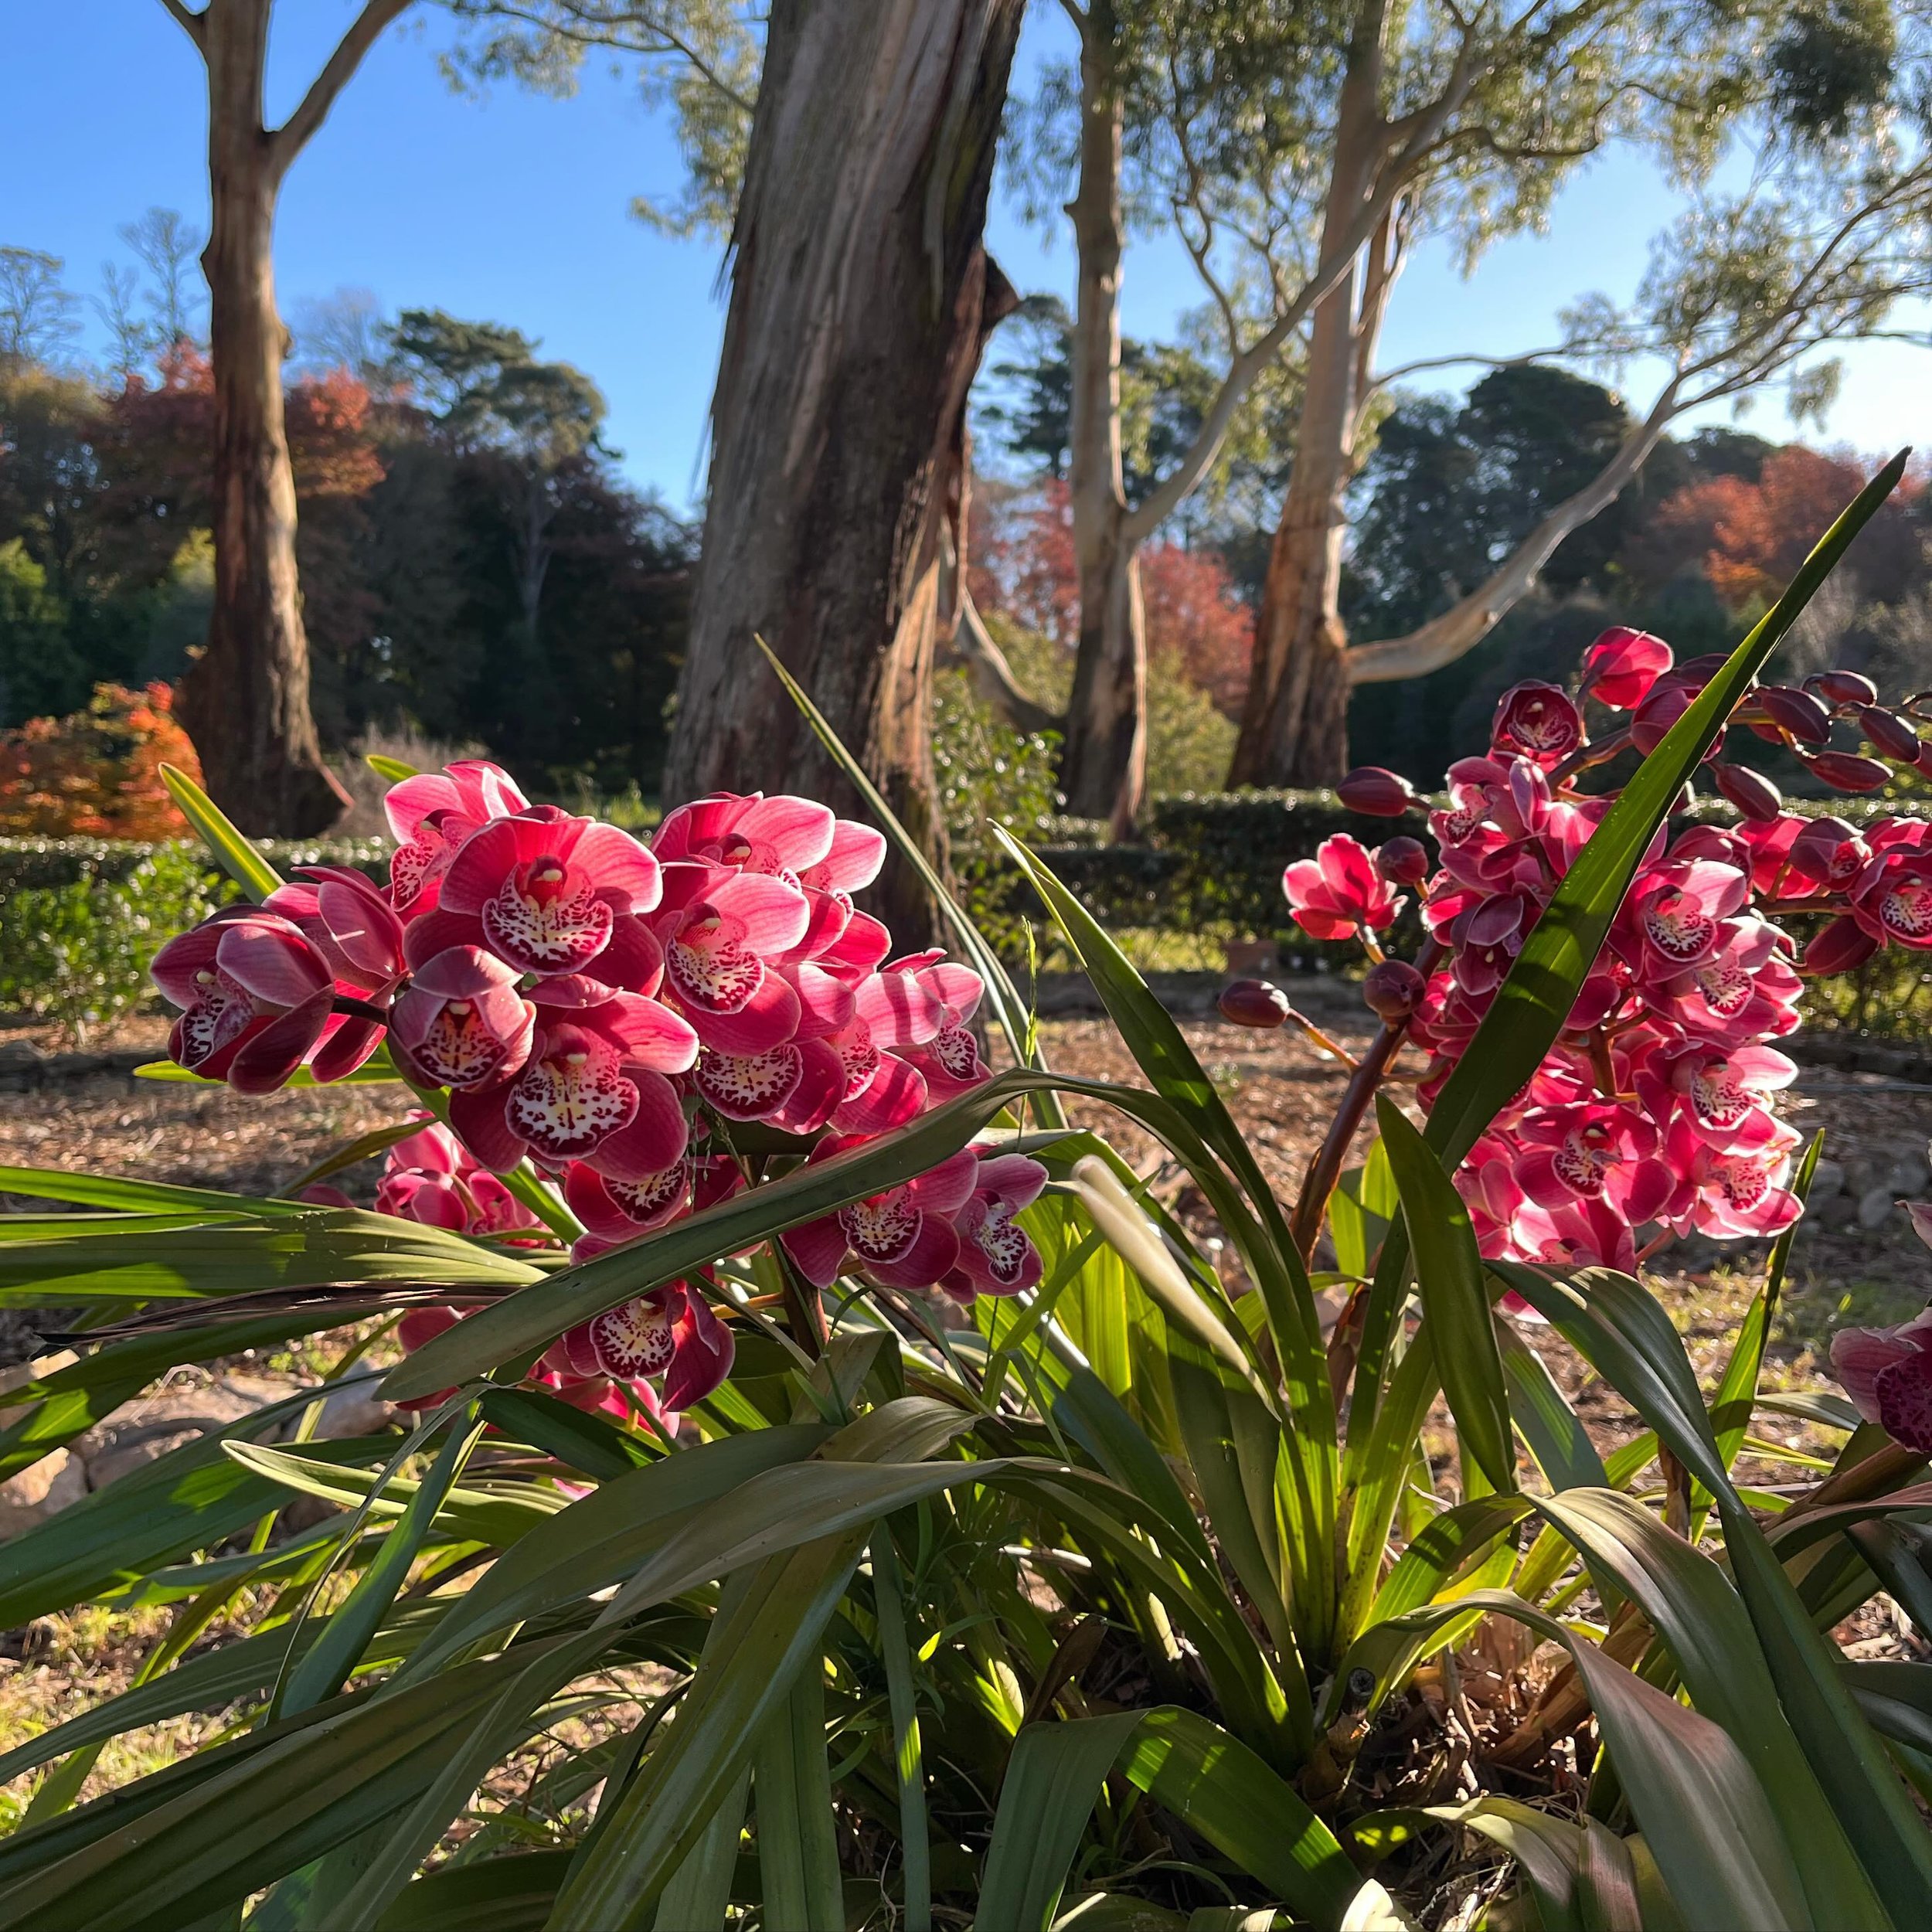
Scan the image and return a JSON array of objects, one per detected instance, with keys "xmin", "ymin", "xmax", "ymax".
[
  {"xmin": 0, "ymin": 682, "xmax": 202, "ymax": 841},
  {"xmin": 0, "ymin": 842, "xmax": 228, "ymax": 1043}
]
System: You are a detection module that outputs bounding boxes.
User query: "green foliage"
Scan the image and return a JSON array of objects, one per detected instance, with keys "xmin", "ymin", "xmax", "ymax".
[
  {"xmin": 0, "ymin": 842, "xmax": 224, "ymax": 1043},
  {"xmin": 931, "ymin": 662, "xmax": 1063, "ymax": 949},
  {"xmin": 2, "ymin": 479, "xmax": 1929, "ymax": 1927},
  {"xmin": 440, "ymin": 2, "xmax": 760, "ymax": 240}
]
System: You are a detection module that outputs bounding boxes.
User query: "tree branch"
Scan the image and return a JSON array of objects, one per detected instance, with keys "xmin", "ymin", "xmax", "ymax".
[
  {"xmin": 944, "ymin": 582, "xmax": 1066, "ymax": 736},
  {"xmin": 451, "ymin": 1, "xmax": 757, "ymax": 114},
  {"xmin": 158, "ymin": 0, "xmax": 206, "ymax": 50},
  {"xmin": 1344, "ymin": 379, "xmax": 1684, "ymax": 685},
  {"xmin": 1123, "ymin": 22, "xmax": 1478, "ymax": 546},
  {"xmin": 270, "ymin": 0, "xmax": 416, "ymax": 178}
]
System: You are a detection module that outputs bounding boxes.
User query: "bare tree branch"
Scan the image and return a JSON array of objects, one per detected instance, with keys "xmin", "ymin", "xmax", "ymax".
[
  {"xmin": 157, "ymin": 0, "xmax": 206, "ymax": 50},
  {"xmin": 271, "ymin": 0, "xmax": 417, "ymax": 178},
  {"xmin": 1344, "ymin": 378, "xmax": 1685, "ymax": 685},
  {"xmin": 944, "ymin": 580, "xmax": 1066, "ymax": 735},
  {"xmin": 1124, "ymin": 30, "xmax": 1480, "ymax": 545}
]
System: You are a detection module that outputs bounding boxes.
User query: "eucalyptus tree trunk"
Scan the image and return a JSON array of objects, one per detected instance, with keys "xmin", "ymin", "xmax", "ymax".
[
  {"xmin": 1057, "ymin": 2, "xmax": 1145, "ymax": 838},
  {"xmin": 666, "ymin": 0, "xmax": 1024, "ymax": 943},
  {"xmin": 1230, "ymin": 12, "xmax": 1387, "ymax": 791},
  {"xmin": 165, "ymin": 0, "xmax": 411, "ymax": 835}
]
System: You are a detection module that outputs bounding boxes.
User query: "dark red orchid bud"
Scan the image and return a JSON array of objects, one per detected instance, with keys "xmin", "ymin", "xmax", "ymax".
[
  {"xmin": 1376, "ymin": 835, "xmax": 1430, "ymax": 886},
  {"xmin": 1804, "ymin": 670, "xmax": 1879, "ymax": 709},
  {"xmin": 1712, "ymin": 762, "xmax": 1783, "ymax": 822},
  {"xmin": 1756, "ymin": 685, "xmax": 1833, "ymax": 747},
  {"xmin": 1362, "ymin": 958, "xmax": 1427, "ymax": 1022},
  {"xmin": 1802, "ymin": 914, "xmax": 1881, "ymax": 976},
  {"xmin": 1336, "ymin": 766, "xmax": 1417, "ymax": 817},
  {"xmin": 1219, "ymin": 978, "xmax": 1292, "ymax": 1028},
  {"xmin": 1804, "ymin": 750, "xmax": 1893, "ymax": 794},
  {"xmin": 1858, "ymin": 706, "xmax": 1923, "ymax": 763},
  {"xmin": 1579, "ymin": 627, "xmax": 1672, "ymax": 710},
  {"xmin": 1491, "ymin": 681, "xmax": 1583, "ymax": 766},
  {"xmin": 1631, "ymin": 681, "xmax": 1693, "ymax": 756}
]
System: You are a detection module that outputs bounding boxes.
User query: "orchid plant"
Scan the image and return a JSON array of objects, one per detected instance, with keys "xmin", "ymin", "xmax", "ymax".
[
  {"xmin": 2, "ymin": 462, "xmax": 1932, "ymax": 1932},
  {"xmin": 1249, "ymin": 629, "xmax": 1932, "ymax": 1289}
]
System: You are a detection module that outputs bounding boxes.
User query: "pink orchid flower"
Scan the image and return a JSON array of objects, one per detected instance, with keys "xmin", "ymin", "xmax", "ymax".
[
  {"xmin": 1283, "ymin": 834, "xmax": 1403, "ymax": 940},
  {"xmin": 782, "ymin": 1142, "xmax": 981, "ymax": 1290},
  {"xmin": 384, "ymin": 760, "xmax": 530, "ymax": 913},
  {"xmin": 1514, "ymin": 1101, "xmax": 1670, "ymax": 1223},
  {"xmin": 1661, "ymin": 1117, "xmax": 1802, "ymax": 1240},
  {"xmin": 1626, "ymin": 859, "xmax": 1750, "ymax": 971},
  {"xmin": 1833, "ymin": 1281, "xmax": 1932, "ymax": 1453},
  {"xmin": 940, "ymin": 1153, "xmax": 1049, "ymax": 1301},
  {"xmin": 543, "ymin": 1277, "xmax": 735, "ymax": 1413},
  {"xmin": 1579, "ymin": 627, "xmax": 1672, "ymax": 710},
  {"xmin": 811, "ymin": 964, "xmax": 944, "ymax": 1134},
  {"xmin": 1850, "ymin": 842, "xmax": 1932, "ymax": 950},
  {"xmin": 405, "ymin": 805, "xmax": 662, "ymax": 981},
  {"xmin": 655, "ymin": 791, "xmax": 886, "ymax": 962},
  {"xmin": 1640, "ymin": 1043, "xmax": 1796, "ymax": 1151},
  {"xmin": 389, "ymin": 947, "xmax": 538, "ymax": 1092},
  {"xmin": 151, "ymin": 908, "xmax": 337, "ymax": 1094},
  {"xmin": 448, "ymin": 978, "xmax": 697, "ymax": 1179},
  {"xmin": 1650, "ymin": 919, "xmax": 1801, "ymax": 1047},
  {"xmin": 651, "ymin": 860, "xmax": 813, "ymax": 1052},
  {"xmin": 375, "ymin": 1129, "xmax": 538, "ymax": 1236},
  {"xmin": 565, "ymin": 1151, "xmax": 741, "ymax": 1240},
  {"xmin": 866, "ymin": 954, "xmax": 990, "ymax": 1116},
  {"xmin": 1491, "ymin": 681, "xmax": 1583, "ymax": 767}
]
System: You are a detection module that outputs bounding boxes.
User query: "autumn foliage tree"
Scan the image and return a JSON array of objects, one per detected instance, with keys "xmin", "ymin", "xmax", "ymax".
[{"xmin": 1645, "ymin": 444, "xmax": 1925, "ymax": 611}]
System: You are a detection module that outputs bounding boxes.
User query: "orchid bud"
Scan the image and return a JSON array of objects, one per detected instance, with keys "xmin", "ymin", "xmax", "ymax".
[
  {"xmin": 1858, "ymin": 706, "xmax": 1923, "ymax": 763},
  {"xmin": 1631, "ymin": 681, "xmax": 1692, "ymax": 755},
  {"xmin": 1579, "ymin": 627, "xmax": 1672, "ymax": 710},
  {"xmin": 1376, "ymin": 835, "xmax": 1430, "ymax": 886},
  {"xmin": 1804, "ymin": 750, "xmax": 1893, "ymax": 794},
  {"xmin": 1756, "ymin": 685, "xmax": 1833, "ymax": 747},
  {"xmin": 1802, "ymin": 914, "xmax": 1881, "ymax": 976},
  {"xmin": 1362, "ymin": 958, "xmax": 1427, "ymax": 1022},
  {"xmin": 1219, "ymin": 978, "xmax": 1292, "ymax": 1029},
  {"xmin": 1336, "ymin": 766, "xmax": 1417, "ymax": 817},
  {"xmin": 1804, "ymin": 670, "xmax": 1879, "ymax": 709},
  {"xmin": 1712, "ymin": 763, "xmax": 1783, "ymax": 823}
]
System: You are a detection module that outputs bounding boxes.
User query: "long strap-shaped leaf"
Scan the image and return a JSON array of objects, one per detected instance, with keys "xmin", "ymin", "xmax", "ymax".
[
  {"xmin": 994, "ymin": 830, "xmax": 1339, "ymax": 1657},
  {"xmin": 1348, "ymin": 451, "xmax": 1908, "ymax": 1473},
  {"xmin": 1376, "ymin": 1097, "xmax": 1514, "ymax": 1495},
  {"xmin": 752, "ymin": 1660, "xmax": 845, "ymax": 1932},
  {"xmin": 1535, "ymin": 1488, "xmax": 1887, "ymax": 1931},
  {"xmin": 159, "ymin": 761, "xmax": 285, "ymax": 902},
  {"xmin": 975, "ymin": 1706, "xmax": 1368, "ymax": 1932},
  {"xmin": 1498, "ymin": 1261, "xmax": 1932, "ymax": 1925}
]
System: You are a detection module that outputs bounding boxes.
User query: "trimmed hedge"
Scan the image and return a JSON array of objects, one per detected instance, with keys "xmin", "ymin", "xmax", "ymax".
[{"xmin": 0, "ymin": 836, "xmax": 391, "ymax": 898}]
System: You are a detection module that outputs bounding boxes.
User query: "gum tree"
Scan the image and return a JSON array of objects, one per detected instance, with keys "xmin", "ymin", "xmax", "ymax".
[
  {"xmin": 1031, "ymin": 0, "xmax": 1932, "ymax": 821},
  {"xmin": 1230, "ymin": 0, "xmax": 1932, "ymax": 786},
  {"xmin": 158, "ymin": 0, "xmax": 417, "ymax": 835}
]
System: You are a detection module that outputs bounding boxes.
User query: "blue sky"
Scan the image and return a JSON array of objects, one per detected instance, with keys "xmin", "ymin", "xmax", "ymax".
[{"xmin": 7, "ymin": 2, "xmax": 1926, "ymax": 516}]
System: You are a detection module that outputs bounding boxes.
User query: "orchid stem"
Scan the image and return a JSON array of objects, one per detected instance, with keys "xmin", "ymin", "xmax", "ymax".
[
  {"xmin": 1285, "ymin": 1011, "xmax": 1361, "ymax": 1072},
  {"xmin": 1289, "ymin": 941, "xmax": 1441, "ymax": 1262}
]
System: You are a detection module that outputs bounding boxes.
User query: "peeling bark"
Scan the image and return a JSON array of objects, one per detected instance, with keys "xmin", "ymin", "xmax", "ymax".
[{"xmin": 665, "ymin": 0, "xmax": 1023, "ymax": 943}]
